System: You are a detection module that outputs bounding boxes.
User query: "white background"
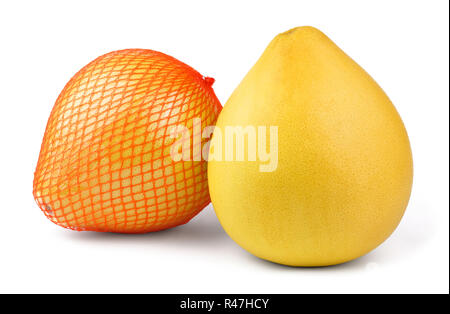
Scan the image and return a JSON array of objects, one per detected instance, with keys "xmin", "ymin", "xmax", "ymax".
[{"xmin": 0, "ymin": 0, "xmax": 448, "ymax": 294}]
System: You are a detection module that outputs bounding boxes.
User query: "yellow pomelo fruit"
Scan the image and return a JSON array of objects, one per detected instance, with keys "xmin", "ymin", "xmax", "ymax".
[{"xmin": 208, "ymin": 27, "xmax": 413, "ymax": 266}]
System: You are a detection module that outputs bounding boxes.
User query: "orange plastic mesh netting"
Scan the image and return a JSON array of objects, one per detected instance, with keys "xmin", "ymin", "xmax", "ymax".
[{"xmin": 33, "ymin": 49, "xmax": 222, "ymax": 233}]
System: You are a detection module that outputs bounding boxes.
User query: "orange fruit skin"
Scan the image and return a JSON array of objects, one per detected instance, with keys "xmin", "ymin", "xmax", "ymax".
[{"xmin": 33, "ymin": 49, "xmax": 222, "ymax": 233}]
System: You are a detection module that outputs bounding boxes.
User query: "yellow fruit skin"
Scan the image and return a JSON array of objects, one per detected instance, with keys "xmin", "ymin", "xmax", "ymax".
[{"xmin": 208, "ymin": 27, "xmax": 413, "ymax": 266}]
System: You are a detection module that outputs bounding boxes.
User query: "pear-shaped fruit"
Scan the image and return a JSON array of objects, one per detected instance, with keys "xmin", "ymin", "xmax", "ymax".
[
  {"xmin": 34, "ymin": 49, "xmax": 222, "ymax": 233},
  {"xmin": 208, "ymin": 27, "xmax": 413, "ymax": 266}
]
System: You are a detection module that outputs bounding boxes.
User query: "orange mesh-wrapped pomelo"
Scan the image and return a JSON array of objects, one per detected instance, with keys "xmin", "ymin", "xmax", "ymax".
[{"xmin": 33, "ymin": 49, "xmax": 222, "ymax": 233}]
